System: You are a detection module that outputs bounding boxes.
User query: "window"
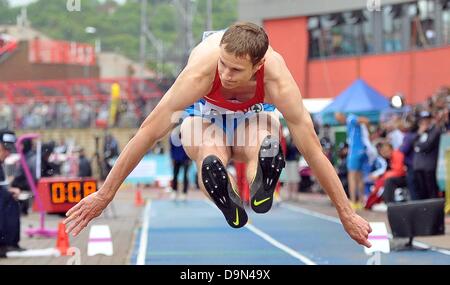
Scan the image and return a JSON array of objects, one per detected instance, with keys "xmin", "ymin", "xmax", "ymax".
[
  {"xmin": 443, "ymin": 0, "xmax": 450, "ymax": 44},
  {"xmin": 410, "ymin": 0, "xmax": 437, "ymax": 48},
  {"xmin": 361, "ymin": 10, "xmax": 375, "ymax": 53},
  {"xmin": 319, "ymin": 14, "xmax": 336, "ymax": 57},
  {"xmin": 308, "ymin": 17, "xmax": 322, "ymax": 58},
  {"xmin": 383, "ymin": 4, "xmax": 404, "ymax": 52},
  {"xmin": 308, "ymin": 10, "xmax": 372, "ymax": 59}
]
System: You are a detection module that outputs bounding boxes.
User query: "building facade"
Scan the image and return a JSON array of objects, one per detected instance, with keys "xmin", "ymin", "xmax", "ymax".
[{"xmin": 239, "ymin": 0, "xmax": 450, "ymax": 104}]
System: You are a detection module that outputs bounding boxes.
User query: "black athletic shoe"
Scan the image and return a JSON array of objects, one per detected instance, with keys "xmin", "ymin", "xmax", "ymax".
[
  {"xmin": 201, "ymin": 155, "xmax": 248, "ymax": 228},
  {"xmin": 250, "ymin": 135, "xmax": 286, "ymax": 214}
]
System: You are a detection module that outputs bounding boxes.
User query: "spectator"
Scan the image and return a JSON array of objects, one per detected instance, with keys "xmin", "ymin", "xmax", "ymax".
[
  {"xmin": 386, "ymin": 117, "xmax": 405, "ymax": 150},
  {"xmin": 77, "ymin": 148, "xmax": 92, "ymax": 178},
  {"xmin": 11, "ymin": 141, "xmax": 59, "ymax": 192},
  {"xmin": 363, "ymin": 142, "xmax": 387, "ymax": 201},
  {"xmin": 153, "ymin": 141, "xmax": 165, "ymax": 155},
  {"xmin": 398, "ymin": 119, "xmax": 418, "ymax": 200},
  {"xmin": 360, "ymin": 122, "xmax": 384, "ymax": 198},
  {"xmin": 41, "ymin": 142, "xmax": 59, "ymax": 177},
  {"xmin": 412, "ymin": 111, "xmax": 443, "ymax": 199},
  {"xmin": 281, "ymin": 129, "xmax": 301, "ymax": 200},
  {"xmin": 364, "ymin": 142, "xmax": 405, "ymax": 209},
  {"xmin": 336, "ymin": 142, "xmax": 349, "ymax": 198},
  {"xmin": 320, "ymin": 124, "xmax": 333, "ymax": 162},
  {"xmin": 0, "ymin": 130, "xmax": 25, "ymax": 258},
  {"xmin": 169, "ymin": 126, "xmax": 191, "ymax": 201},
  {"xmin": 10, "ymin": 138, "xmax": 35, "ymax": 216},
  {"xmin": 335, "ymin": 112, "xmax": 369, "ymax": 210},
  {"xmin": 371, "ymin": 142, "xmax": 406, "ymax": 205},
  {"xmin": 103, "ymin": 134, "xmax": 119, "ymax": 178}
]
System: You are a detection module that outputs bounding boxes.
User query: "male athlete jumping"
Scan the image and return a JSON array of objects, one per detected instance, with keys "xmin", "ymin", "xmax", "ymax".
[{"xmin": 65, "ymin": 22, "xmax": 372, "ymax": 248}]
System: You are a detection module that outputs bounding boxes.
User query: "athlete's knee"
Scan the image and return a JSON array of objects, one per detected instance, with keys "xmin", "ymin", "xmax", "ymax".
[{"xmin": 197, "ymin": 146, "xmax": 230, "ymax": 165}]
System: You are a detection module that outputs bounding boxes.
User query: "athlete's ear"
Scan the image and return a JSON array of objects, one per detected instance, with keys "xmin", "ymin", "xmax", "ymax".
[{"xmin": 254, "ymin": 58, "xmax": 265, "ymax": 71}]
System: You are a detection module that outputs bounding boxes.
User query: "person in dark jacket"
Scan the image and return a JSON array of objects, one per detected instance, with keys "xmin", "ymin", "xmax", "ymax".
[
  {"xmin": 103, "ymin": 134, "xmax": 119, "ymax": 178},
  {"xmin": 170, "ymin": 126, "xmax": 191, "ymax": 201},
  {"xmin": 10, "ymin": 140, "xmax": 59, "ymax": 215},
  {"xmin": 0, "ymin": 130, "xmax": 25, "ymax": 258},
  {"xmin": 412, "ymin": 111, "xmax": 443, "ymax": 199},
  {"xmin": 78, "ymin": 148, "xmax": 92, "ymax": 178},
  {"xmin": 10, "ymin": 138, "xmax": 35, "ymax": 215},
  {"xmin": 336, "ymin": 142, "xmax": 349, "ymax": 198},
  {"xmin": 282, "ymin": 130, "xmax": 301, "ymax": 200},
  {"xmin": 398, "ymin": 119, "xmax": 418, "ymax": 200}
]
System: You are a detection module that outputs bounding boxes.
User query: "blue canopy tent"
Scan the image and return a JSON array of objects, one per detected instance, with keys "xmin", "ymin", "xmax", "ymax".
[{"xmin": 319, "ymin": 79, "xmax": 390, "ymax": 125}]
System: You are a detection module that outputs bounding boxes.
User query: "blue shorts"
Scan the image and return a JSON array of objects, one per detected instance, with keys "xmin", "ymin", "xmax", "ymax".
[
  {"xmin": 183, "ymin": 99, "xmax": 276, "ymax": 143},
  {"xmin": 347, "ymin": 151, "xmax": 367, "ymax": 172}
]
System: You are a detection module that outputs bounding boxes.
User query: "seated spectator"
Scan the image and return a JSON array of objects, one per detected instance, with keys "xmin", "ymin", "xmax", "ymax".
[
  {"xmin": 365, "ymin": 142, "xmax": 406, "ymax": 209},
  {"xmin": 363, "ymin": 143, "xmax": 387, "ymax": 200}
]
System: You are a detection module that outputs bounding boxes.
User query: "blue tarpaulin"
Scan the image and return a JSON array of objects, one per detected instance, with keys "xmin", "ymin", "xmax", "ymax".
[{"xmin": 319, "ymin": 79, "xmax": 390, "ymax": 125}]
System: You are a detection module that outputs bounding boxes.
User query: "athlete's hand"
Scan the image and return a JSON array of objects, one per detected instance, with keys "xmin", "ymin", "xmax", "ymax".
[
  {"xmin": 64, "ymin": 191, "xmax": 111, "ymax": 237},
  {"xmin": 341, "ymin": 212, "xmax": 372, "ymax": 248}
]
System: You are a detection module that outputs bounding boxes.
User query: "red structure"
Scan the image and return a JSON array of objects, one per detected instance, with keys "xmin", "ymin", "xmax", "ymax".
[
  {"xmin": 0, "ymin": 77, "xmax": 164, "ymax": 125},
  {"xmin": 0, "ymin": 77, "xmax": 163, "ymax": 105},
  {"xmin": 32, "ymin": 177, "xmax": 98, "ymax": 214},
  {"xmin": 264, "ymin": 18, "xmax": 450, "ymax": 104}
]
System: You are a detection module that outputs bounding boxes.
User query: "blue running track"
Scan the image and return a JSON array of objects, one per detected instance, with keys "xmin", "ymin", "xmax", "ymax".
[{"xmin": 130, "ymin": 199, "xmax": 450, "ymax": 265}]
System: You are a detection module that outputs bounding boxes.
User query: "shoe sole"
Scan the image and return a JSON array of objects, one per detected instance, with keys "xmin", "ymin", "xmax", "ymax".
[
  {"xmin": 201, "ymin": 155, "xmax": 248, "ymax": 228},
  {"xmin": 250, "ymin": 135, "xmax": 286, "ymax": 213}
]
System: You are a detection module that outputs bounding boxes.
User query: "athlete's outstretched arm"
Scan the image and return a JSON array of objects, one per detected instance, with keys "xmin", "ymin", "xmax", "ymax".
[
  {"xmin": 266, "ymin": 53, "xmax": 372, "ymax": 248},
  {"xmin": 64, "ymin": 45, "xmax": 216, "ymax": 236}
]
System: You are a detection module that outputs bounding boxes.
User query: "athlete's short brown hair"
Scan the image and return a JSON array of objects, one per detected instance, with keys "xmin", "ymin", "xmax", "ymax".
[{"xmin": 220, "ymin": 22, "xmax": 269, "ymax": 66}]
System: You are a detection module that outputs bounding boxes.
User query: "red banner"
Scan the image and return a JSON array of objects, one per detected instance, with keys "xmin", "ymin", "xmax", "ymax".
[{"xmin": 29, "ymin": 39, "xmax": 96, "ymax": 66}]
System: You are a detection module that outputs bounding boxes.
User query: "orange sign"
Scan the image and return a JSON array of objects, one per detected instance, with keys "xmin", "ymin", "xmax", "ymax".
[
  {"xmin": 33, "ymin": 177, "xmax": 98, "ymax": 213},
  {"xmin": 50, "ymin": 181, "xmax": 97, "ymax": 204}
]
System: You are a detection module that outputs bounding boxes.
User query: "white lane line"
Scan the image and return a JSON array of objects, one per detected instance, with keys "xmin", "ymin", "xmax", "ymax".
[
  {"xmin": 245, "ymin": 224, "xmax": 316, "ymax": 265},
  {"xmin": 203, "ymin": 200, "xmax": 316, "ymax": 265},
  {"xmin": 281, "ymin": 202, "xmax": 450, "ymax": 256},
  {"xmin": 136, "ymin": 200, "xmax": 152, "ymax": 265},
  {"xmin": 281, "ymin": 203, "xmax": 342, "ymax": 224}
]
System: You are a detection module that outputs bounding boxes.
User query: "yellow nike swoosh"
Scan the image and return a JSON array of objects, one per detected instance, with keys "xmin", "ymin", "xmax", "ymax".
[
  {"xmin": 253, "ymin": 197, "xmax": 271, "ymax": 206},
  {"xmin": 233, "ymin": 208, "xmax": 239, "ymax": 226}
]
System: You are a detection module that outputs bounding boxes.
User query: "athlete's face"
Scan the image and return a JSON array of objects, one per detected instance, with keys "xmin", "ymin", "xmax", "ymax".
[{"xmin": 218, "ymin": 45, "xmax": 264, "ymax": 89}]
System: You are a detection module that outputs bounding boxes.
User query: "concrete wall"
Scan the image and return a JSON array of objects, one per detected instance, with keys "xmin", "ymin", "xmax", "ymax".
[
  {"xmin": 15, "ymin": 127, "xmax": 171, "ymax": 165},
  {"xmin": 239, "ymin": 0, "xmax": 414, "ymax": 24},
  {"xmin": 97, "ymin": 52, "xmax": 155, "ymax": 79},
  {"xmin": 15, "ymin": 128, "xmax": 137, "ymax": 160}
]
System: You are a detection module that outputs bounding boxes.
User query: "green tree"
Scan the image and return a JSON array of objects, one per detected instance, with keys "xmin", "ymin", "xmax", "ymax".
[{"xmin": 0, "ymin": 0, "xmax": 238, "ymax": 76}]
